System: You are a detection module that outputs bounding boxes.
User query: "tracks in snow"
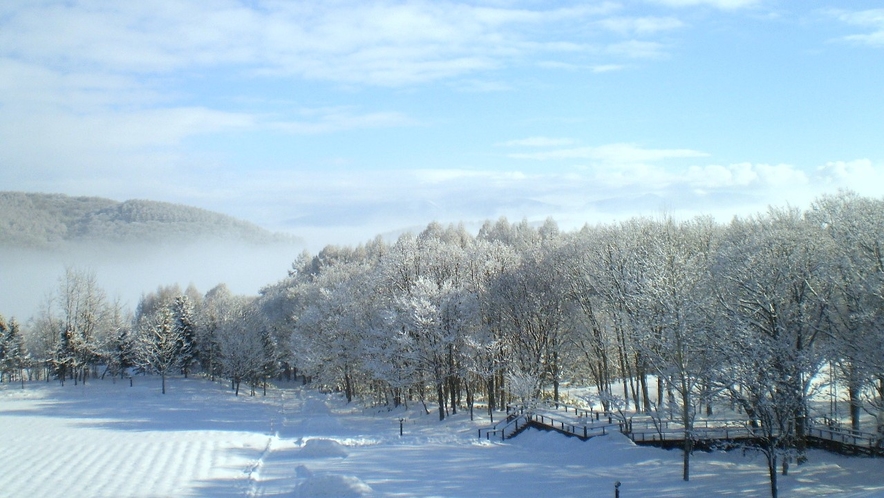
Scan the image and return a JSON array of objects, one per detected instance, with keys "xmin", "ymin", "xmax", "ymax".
[{"xmin": 246, "ymin": 436, "xmax": 275, "ymax": 497}]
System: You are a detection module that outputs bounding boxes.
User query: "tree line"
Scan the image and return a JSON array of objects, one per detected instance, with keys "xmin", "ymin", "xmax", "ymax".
[{"xmin": 2, "ymin": 190, "xmax": 883, "ymax": 497}]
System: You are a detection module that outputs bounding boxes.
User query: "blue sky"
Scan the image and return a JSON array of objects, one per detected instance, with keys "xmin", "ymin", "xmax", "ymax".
[{"xmin": 2, "ymin": 0, "xmax": 883, "ymax": 247}]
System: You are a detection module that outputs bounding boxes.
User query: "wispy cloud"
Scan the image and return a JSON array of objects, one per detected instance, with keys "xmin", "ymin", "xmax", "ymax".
[
  {"xmin": 0, "ymin": 1, "xmax": 648, "ymax": 88},
  {"xmin": 649, "ymin": 0, "xmax": 761, "ymax": 10},
  {"xmin": 597, "ymin": 17, "xmax": 686, "ymax": 35},
  {"xmin": 0, "ymin": 1, "xmax": 691, "ymax": 186},
  {"xmin": 497, "ymin": 137, "xmax": 577, "ymax": 147},
  {"xmin": 829, "ymin": 9, "xmax": 884, "ymax": 47},
  {"xmin": 817, "ymin": 159, "xmax": 884, "ymax": 196},
  {"xmin": 507, "ymin": 143, "xmax": 709, "ymax": 162},
  {"xmin": 686, "ymin": 163, "xmax": 808, "ymax": 189},
  {"xmin": 268, "ymin": 109, "xmax": 416, "ymax": 135},
  {"xmin": 606, "ymin": 40, "xmax": 670, "ymax": 59},
  {"xmin": 202, "ymin": 156, "xmax": 884, "ymax": 248}
]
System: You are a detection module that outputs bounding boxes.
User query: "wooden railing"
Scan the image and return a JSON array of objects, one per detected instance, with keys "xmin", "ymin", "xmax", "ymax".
[
  {"xmin": 478, "ymin": 413, "xmax": 529, "ymax": 441},
  {"xmin": 527, "ymin": 413, "xmax": 614, "ymax": 440},
  {"xmin": 807, "ymin": 426, "xmax": 883, "ymax": 456},
  {"xmin": 481, "ymin": 404, "xmax": 883, "ymax": 457},
  {"xmin": 626, "ymin": 425, "xmax": 753, "ymax": 443},
  {"xmin": 540, "ymin": 400, "xmax": 617, "ymax": 424}
]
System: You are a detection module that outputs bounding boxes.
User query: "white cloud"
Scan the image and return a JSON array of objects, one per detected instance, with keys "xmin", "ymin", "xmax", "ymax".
[
  {"xmin": 269, "ymin": 109, "xmax": 416, "ymax": 135},
  {"xmin": 498, "ymin": 136, "xmax": 577, "ymax": 147},
  {"xmin": 0, "ymin": 1, "xmax": 644, "ymax": 87},
  {"xmin": 686, "ymin": 162, "xmax": 806, "ymax": 189},
  {"xmin": 687, "ymin": 163, "xmax": 757, "ymax": 188},
  {"xmin": 754, "ymin": 163, "xmax": 808, "ymax": 187},
  {"xmin": 592, "ymin": 64, "xmax": 628, "ymax": 73},
  {"xmin": 597, "ymin": 17, "xmax": 685, "ymax": 35},
  {"xmin": 650, "ymin": 0, "xmax": 761, "ymax": 10},
  {"xmin": 20, "ymin": 154, "xmax": 867, "ymax": 251},
  {"xmin": 508, "ymin": 143, "xmax": 708, "ymax": 162},
  {"xmin": 606, "ymin": 40, "xmax": 669, "ymax": 59},
  {"xmin": 816, "ymin": 159, "xmax": 884, "ymax": 196},
  {"xmin": 0, "ymin": 106, "xmax": 252, "ymax": 165},
  {"xmin": 413, "ymin": 169, "xmax": 528, "ymax": 185},
  {"xmin": 830, "ymin": 9, "xmax": 884, "ymax": 48}
]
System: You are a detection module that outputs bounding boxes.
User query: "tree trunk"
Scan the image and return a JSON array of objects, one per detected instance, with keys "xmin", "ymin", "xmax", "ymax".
[
  {"xmin": 487, "ymin": 377, "xmax": 495, "ymax": 423},
  {"xmin": 768, "ymin": 451, "xmax": 778, "ymax": 498},
  {"xmin": 681, "ymin": 380, "xmax": 692, "ymax": 481},
  {"xmin": 683, "ymin": 437, "xmax": 691, "ymax": 482},
  {"xmin": 657, "ymin": 376, "xmax": 664, "ymax": 408},
  {"xmin": 344, "ymin": 371, "xmax": 353, "ymax": 403},
  {"xmin": 466, "ymin": 383, "xmax": 474, "ymax": 421},
  {"xmin": 437, "ymin": 382, "xmax": 446, "ymax": 421},
  {"xmin": 448, "ymin": 376, "xmax": 458, "ymax": 415},
  {"xmin": 849, "ymin": 381, "xmax": 862, "ymax": 432}
]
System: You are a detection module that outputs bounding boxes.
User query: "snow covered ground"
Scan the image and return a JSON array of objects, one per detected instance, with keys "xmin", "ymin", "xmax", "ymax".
[{"xmin": 1, "ymin": 378, "xmax": 882, "ymax": 497}]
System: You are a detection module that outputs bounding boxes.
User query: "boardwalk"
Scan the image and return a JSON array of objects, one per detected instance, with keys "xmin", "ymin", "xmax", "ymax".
[{"xmin": 480, "ymin": 401, "xmax": 884, "ymax": 457}]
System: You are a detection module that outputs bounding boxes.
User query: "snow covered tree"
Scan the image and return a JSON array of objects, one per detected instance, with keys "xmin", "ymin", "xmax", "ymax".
[
  {"xmin": 197, "ymin": 284, "xmax": 233, "ymax": 381},
  {"xmin": 808, "ymin": 191, "xmax": 884, "ymax": 434},
  {"xmin": 172, "ymin": 294, "xmax": 197, "ymax": 378},
  {"xmin": 103, "ymin": 326, "xmax": 135, "ymax": 382},
  {"xmin": 632, "ymin": 216, "xmax": 723, "ymax": 481},
  {"xmin": 133, "ymin": 304, "xmax": 181, "ymax": 394},
  {"xmin": 1, "ymin": 316, "xmax": 29, "ymax": 387},
  {"xmin": 49, "ymin": 267, "xmax": 114, "ymax": 385},
  {"xmin": 491, "ymin": 243, "xmax": 570, "ymax": 404},
  {"xmin": 576, "ymin": 219, "xmax": 653, "ymax": 413},
  {"xmin": 463, "ymin": 238, "xmax": 519, "ymax": 421},
  {"xmin": 556, "ymin": 227, "xmax": 619, "ymax": 411},
  {"xmin": 714, "ymin": 208, "xmax": 834, "ymax": 496},
  {"xmin": 292, "ymin": 261, "xmax": 368, "ymax": 402},
  {"xmin": 217, "ymin": 297, "xmax": 266, "ymax": 396}
]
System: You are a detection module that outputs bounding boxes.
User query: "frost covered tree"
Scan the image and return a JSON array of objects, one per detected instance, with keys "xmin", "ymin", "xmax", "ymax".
[
  {"xmin": 632, "ymin": 216, "xmax": 723, "ymax": 482},
  {"xmin": 461, "ymin": 238, "xmax": 518, "ymax": 421},
  {"xmin": 808, "ymin": 191, "xmax": 884, "ymax": 434},
  {"xmin": 103, "ymin": 326, "xmax": 135, "ymax": 382},
  {"xmin": 49, "ymin": 267, "xmax": 115, "ymax": 385},
  {"xmin": 197, "ymin": 284, "xmax": 234, "ymax": 381},
  {"xmin": 492, "ymin": 243, "xmax": 571, "ymax": 404},
  {"xmin": 581, "ymin": 220, "xmax": 653, "ymax": 412},
  {"xmin": 216, "ymin": 297, "xmax": 269, "ymax": 396},
  {"xmin": 714, "ymin": 208, "xmax": 833, "ymax": 497},
  {"xmin": 556, "ymin": 227, "xmax": 620, "ymax": 412},
  {"xmin": 293, "ymin": 260, "xmax": 369, "ymax": 402},
  {"xmin": 0, "ymin": 316, "xmax": 29, "ymax": 387},
  {"xmin": 133, "ymin": 304, "xmax": 181, "ymax": 394},
  {"xmin": 172, "ymin": 294, "xmax": 198, "ymax": 378}
]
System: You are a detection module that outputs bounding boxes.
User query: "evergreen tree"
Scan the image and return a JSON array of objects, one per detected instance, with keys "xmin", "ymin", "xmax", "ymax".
[{"xmin": 173, "ymin": 295, "xmax": 197, "ymax": 378}]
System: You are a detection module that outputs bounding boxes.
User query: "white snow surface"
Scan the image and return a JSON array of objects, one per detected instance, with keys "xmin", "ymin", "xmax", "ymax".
[{"xmin": 1, "ymin": 378, "xmax": 882, "ymax": 497}]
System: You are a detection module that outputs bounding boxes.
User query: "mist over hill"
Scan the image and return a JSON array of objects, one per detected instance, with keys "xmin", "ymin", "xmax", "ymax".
[
  {"xmin": 0, "ymin": 192, "xmax": 296, "ymax": 248},
  {"xmin": 1, "ymin": 192, "xmax": 304, "ymax": 320}
]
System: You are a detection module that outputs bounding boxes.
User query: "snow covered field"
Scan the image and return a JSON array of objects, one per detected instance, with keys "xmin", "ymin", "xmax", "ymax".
[{"xmin": 1, "ymin": 378, "xmax": 882, "ymax": 497}]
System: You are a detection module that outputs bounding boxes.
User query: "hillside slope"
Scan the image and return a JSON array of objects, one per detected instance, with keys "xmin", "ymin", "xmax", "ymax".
[{"xmin": 0, "ymin": 192, "xmax": 294, "ymax": 248}]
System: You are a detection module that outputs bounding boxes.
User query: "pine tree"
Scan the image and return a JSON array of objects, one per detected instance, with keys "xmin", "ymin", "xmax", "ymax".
[
  {"xmin": 173, "ymin": 295, "xmax": 197, "ymax": 378},
  {"xmin": 1, "ymin": 316, "xmax": 29, "ymax": 387}
]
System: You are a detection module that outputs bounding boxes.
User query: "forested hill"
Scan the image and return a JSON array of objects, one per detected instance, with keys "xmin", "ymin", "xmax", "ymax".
[{"xmin": 0, "ymin": 192, "xmax": 295, "ymax": 248}]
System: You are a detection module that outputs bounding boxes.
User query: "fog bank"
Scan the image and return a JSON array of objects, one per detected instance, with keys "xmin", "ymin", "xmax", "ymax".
[{"xmin": 1, "ymin": 239, "xmax": 304, "ymax": 321}]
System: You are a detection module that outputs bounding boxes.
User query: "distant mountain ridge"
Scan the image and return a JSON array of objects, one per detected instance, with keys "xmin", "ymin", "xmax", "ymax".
[{"xmin": 0, "ymin": 192, "xmax": 295, "ymax": 248}]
